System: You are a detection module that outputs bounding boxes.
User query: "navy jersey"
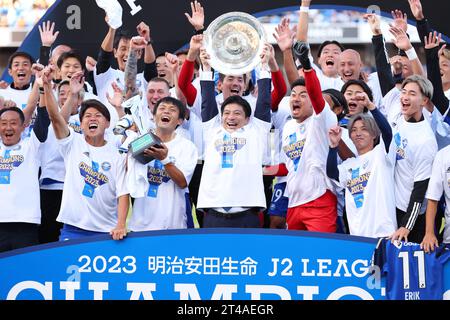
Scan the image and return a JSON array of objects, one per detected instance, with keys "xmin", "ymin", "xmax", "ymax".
[{"xmin": 374, "ymin": 239, "xmax": 450, "ymax": 300}]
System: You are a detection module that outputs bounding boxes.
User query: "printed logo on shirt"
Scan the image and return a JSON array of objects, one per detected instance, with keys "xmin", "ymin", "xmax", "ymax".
[
  {"xmin": 79, "ymin": 161, "xmax": 109, "ymax": 198},
  {"xmin": 0, "ymin": 150, "xmax": 24, "ymax": 185},
  {"xmin": 283, "ymin": 132, "xmax": 305, "ymax": 171},
  {"xmin": 101, "ymin": 162, "xmax": 111, "ymax": 172},
  {"xmin": 69, "ymin": 121, "xmax": 83, "ymax": 134},
  {"xmin": 214, "ymin": 134, "xmax": 246, "ymax": 169},
  {"xmin": 346, "ymin": 167, "xmax": 371, "ymax": 209},
  {"xmin": 394, "ymin": 133, "xmax": 407, "ymax": 160},
  {"xmin": 147, "ymin": 160, "xmax": 171, "ymax": 198}
]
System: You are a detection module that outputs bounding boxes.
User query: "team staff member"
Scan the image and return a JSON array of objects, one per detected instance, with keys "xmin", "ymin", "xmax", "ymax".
[
  {"xmin": 126, "ymin": 97, "xmax": 197, "ymax": 230},
  {"xmin": 389, "ymin": 75, "xmax": 438, "ymax": 243},
  {"xmin": 42, "ymin": 66, "xmax": 129, "ymax": 241},
  {"xmin": 0, "ymin": 97, "xmax": 50, "ymax": 252}
]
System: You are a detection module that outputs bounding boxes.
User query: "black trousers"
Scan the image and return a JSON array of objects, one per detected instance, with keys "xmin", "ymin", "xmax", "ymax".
[
  {"xmin": 203, "ymin": 209, "xmax": 261, "ymax": 228},
  {"xmin": 0, "ymin": 223, "xmax": 39, "ymax": 253},
  {"xmin": 39, "ymin": 189, "xmax": 63, "ymax": 244},
  {"xmin": 396, "ymin": 209, "xmax": 426, "ymax": 244},
  {"xmin": 188, "ymin": 162, "xmax": 204, "ymax": 227}
]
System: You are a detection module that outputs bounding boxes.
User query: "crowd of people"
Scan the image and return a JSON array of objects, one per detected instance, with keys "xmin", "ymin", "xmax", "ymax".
[
  {"xmin": 0, "ymin": 0, "xmax": 55, "ymax": 28},
  {"xmin": 0, "ymin": 0, "xmax": 449, "ymax": 255}
]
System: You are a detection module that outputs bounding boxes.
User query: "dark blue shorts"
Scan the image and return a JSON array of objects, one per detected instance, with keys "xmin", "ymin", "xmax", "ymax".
[
  {"xmin": 59, "ymin": 224, "xmax": 107, "ymax": 241},
  {"xmin": 269, "ymin": 182, "xmax": 288, "ymax": 217}
]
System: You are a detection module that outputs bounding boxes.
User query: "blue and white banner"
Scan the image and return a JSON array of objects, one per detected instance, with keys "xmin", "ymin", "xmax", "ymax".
[{"xmin": 3, "ymin": 229, "xmax": 448, "ymax": 300}]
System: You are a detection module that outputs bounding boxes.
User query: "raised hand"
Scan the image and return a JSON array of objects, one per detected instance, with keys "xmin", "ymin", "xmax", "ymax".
[
  {"xmin": 165, "ymin": 52, "xmax": 180, "ymax": 74},
  {"xmin": 106, "ymin": 82, "xmax": 124, "ymax": 108},
  {"xmin": 363, "ymin": 13, "xmax": 381, "ymax": 36},
  {"xmin": 136, "ymin": 22, "xmax": 151, "ymax": 42},
  {"xmin": 185, "ymin": 0, "xmax": 205, "ymax": 31},
  {"xmin": 130, "ymin": 36, "xmax": 148, "ymax": 51},
  {"xmin": 38, "ymin": 20, "xmax": 59, "ymax": 47},
  {"xmin": 355, "ymin": 92, "xmax": 375, "ymax": 110},
  {"xmin": 260, "ymin": 43, "xmax": 278, "ymax": 72},
  {"xmin": 328, "ymin": 125, "xmax": 342, "ymax": 148},
  {"xmin": 391, "ymin": 10, "xmax": 408, "ymax": 33},
  {"xmin": 293, "ymin": 41, "xmax": 312, "ymax": 70},
  {"xmin": 390, "ymin": 56, "xmax": 404, "ymax": 75},
  {"xmin": 273, "ymin": 17, "xmax": 296, "ymax": 52},
  {"xmin": 69, "ymin": 71, "xmax": 85, "ymax": 95},
  {"xmin": 389, "ymin": 25, "xmax": 412, "ymax": 51},
  {"xmin": 189, "ymin": 34, "xmax": 203, "ymax": 53},
  {"xmin": 85, "ymin": 56, "xmax": 97, "ymax": 72},
  {"xmin": 424, "ymin": 31, "xmax": 442, "ymax": 50},
  {"xmin": 199, "ymin": 48, "xmax": 211, "ymax": 71},
  {"xmin": 41, "ymin": 65, "xmax": 55, "ymax": 85},
  {"xmin": 408, "ymin": 0, "xmax": 424, "ymax": 20},
  {"xmin": 31, "ymin": 63, "xmax": 45, "ymax": 78}
]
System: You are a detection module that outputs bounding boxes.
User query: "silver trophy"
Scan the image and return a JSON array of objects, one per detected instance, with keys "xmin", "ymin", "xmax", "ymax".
[
  {"xmin": 204, "ymin": 12, "xmax": 267, "ymax": 76},
  {"xmin": 115, "ymin": 95, "xmax": 163, "ymax": 164}
]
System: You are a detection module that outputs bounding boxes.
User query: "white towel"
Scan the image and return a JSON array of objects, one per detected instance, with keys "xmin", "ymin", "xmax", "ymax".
[
  {"xmin": 126, "ymin": 152, "xmax": 148, "ymax": 199},
  {"xmin": 96, "ymin": 0, "xmax": 123, "ymax": 29}
]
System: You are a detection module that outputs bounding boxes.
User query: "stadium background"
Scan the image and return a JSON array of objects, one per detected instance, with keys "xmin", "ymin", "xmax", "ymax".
[{"xmin": 1, "ymin": 0, "xmax": 449, "ymax": 82}]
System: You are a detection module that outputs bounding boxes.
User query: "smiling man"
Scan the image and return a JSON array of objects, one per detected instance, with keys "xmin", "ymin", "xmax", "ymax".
[
  {"xmin": 42, "ymin": 66, "xmax": 130, "ymax": 241},
  {"xmin": 389, "ymin": 75, "xmax": 438, "ymax": 244},
  {"xmin": 197, "ymin": 94, "xmax": 271, "ymax": 228},
  {"xmin": 0, "ymin": 99, "xmax": 49, "ymax": 252},
  {"xmin": 0, "ymin": 52, "xmax": 35, "ymax": 112},
  {"xmin": 127, "ymin": 97, "xmax": 198, "ymax": 231}
]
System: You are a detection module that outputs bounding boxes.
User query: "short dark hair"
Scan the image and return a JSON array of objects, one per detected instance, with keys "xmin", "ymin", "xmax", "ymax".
[
  {"xmin": 175, "ymin": 49, "xmax": 189, "ymax": 57},
  {"xmin": 221, "ymin": 95, "xmax": 251, "ymax": 118},
  {"xmin": 341, "ymin": 79, "xmax": 374, "ymax": 103},
  {"xmin": 290, "ymin": 77, "xmax": 306, "ymax": 90},
  {"xmin": 79, "ymin": 99, "xmax": 111, "ymax": 122},
  {"xmin": 57, "ymin": 50, "xmax": 85, "ymax": 70},
  {"xmin": 113, "ymin": 29, "xmax": 133, "ymax": 49},
  {"xmin": 317, "ymin": 40, "xmax": 345, "ymax": 58},
  {"xmin": 152, "ymin": 96, "xmax": 186, "ymax": 120},
  {"xmin": 8, "ymin": 51, "xmax": 34, "ymax": 69},
  {"xmin": 219, "ymin": 73, "xmax": 247, "ymax": 83},
  {"xmin": 0, "ymin": 107, "xmax": 25, "ymax": 124},
  {"xmin": 148, "ymin": 77, "xmax": 171, "ymax": 90},
  {"xmin": 58, "ymin": 80, "xmax": 70, "ymax": 92}
]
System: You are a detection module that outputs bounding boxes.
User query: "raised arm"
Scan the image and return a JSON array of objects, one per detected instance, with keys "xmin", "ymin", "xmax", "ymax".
[
  {"xmin": 327, "ymin": 126, "xmax": 342, "ymax": 181},
  {"xmin": 390, "ymin": 25, "xmax": 424, "ymax": 77},
  {"xmin": 179, "ymin": 35, "xmax": 202, "ymax": 106},
  {"xmin": 254, "ymin": 43, "xmax": 274, "ymax": 123},
  {"xmin": 364, "ymin": 13, "xmax": 395, "ymax": 96},
  {"xmin": 424, "ymin": 32, "xmax": 449, "ymax": 115},
  {"xmin": 60, "ymin": 71, "xmax": 85, "ymax": 122},
  {"xmin": 166, "ymin": 53, "xmax": 187, "ymax": 107},
  {"xmin": 274, "ymin": 17, "xmax": 299, "ymax": 86},
  {"xmin": 43, "ymin": 66, "xmax": 69, "ymax": 139},
  {"xmin": 265, "ymin": 43, "xmax": 287, "ymax": 112},
  {"xmin": 97, "ymin": 16, "xmax": 116, "ymax": 75},
  {"xmin": 296, "ymin": 0, "xmax": 311, "ymax": 42},
  {"xmin": 38, "ymin": 20, "xmax": 59, "ymax": 66},
  {"xmin": 199, "ymin": 47, "xmax": 218, "ymax": 122},
  {"xmin": 124, "ymin": 36, "xmax": 147, "ymax": 99},
  {"xmin": 296, "ymin": 41, "xmax": 326, "ymax": 114},
  {"xmin": 366, "ymin": 94, "xmax": 392, "ymax": 151},
  {"xmin": 22, "ymin": 63, "xmax": 44, "ymax": 126},
  {"xmin": 136, "ymin": 22, "xmax": 157, "ymax": 81}
]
